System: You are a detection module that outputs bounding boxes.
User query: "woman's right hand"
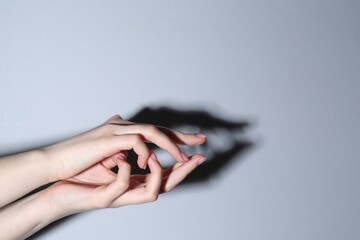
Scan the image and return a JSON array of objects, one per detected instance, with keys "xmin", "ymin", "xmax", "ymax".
[{"xmin": 43, "ymin": 114, "xmax": 207, "ymax": 182}]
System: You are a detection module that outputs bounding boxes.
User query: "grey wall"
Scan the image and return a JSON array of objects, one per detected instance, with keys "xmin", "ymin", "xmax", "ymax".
[{"xmin": 1, "ymin": 0, "xmax": 359, "ymax": 239}]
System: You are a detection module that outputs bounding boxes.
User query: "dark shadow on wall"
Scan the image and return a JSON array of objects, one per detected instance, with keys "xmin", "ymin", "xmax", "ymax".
[
  {"xmin": 123, "ymin": 107, "xmax": 254, "ymax": 182},
  {"xmin": 23, "ymin": 105, "xmax": 255, "ymax": 239}
]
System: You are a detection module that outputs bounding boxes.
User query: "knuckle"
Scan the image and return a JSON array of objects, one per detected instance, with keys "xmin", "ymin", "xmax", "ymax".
[
  {"xmin": 109, "ymin": 202, "xmax": 120, "ymax": 208},
  {"xmin": 164, "ymin": 185, "xmax": 172, "ymax": 193},
  {"xmin": 93, "ymin": 199, "xmax": 110, "ymax": 209},
  {"xmin": 118, "ymin": 179, "xmax": 130, "ymax": 191},
  {"xmin": 147, "ymin": 192, "xmax": 159, "ymax": 202},
  {"xmin": 131, "ymin": 134, "xmax": 143, "ymax": 144},
  {"xmin": 145, "ymin": 125, "xmax": 160, "ymax": 136},
  {"xmin": 105, "ymin": 114, "xmax": 122, "ymax": 124},
  {"xmin": 101, "ymin": 123, "xmax": 115, "ymax": 133},
  {"xmin": 113, "ymin": 114, "xmax": 122, "ymax": 119}
]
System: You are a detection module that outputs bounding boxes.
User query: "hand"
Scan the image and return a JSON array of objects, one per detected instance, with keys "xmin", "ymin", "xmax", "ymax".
[
  {"xmin": 0, "ymin": 114, "xmax": 207, "ymax": 240},
  {"xmin": 43, "ymin": 114, "xmax": 207, "ymax": 181},
  {"xmin": 42, "ymin": 152, "xmax": 206, "ymax": 217}
]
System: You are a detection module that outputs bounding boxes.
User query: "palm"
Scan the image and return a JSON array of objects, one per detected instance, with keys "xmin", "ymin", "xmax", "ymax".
[
  {"xmin": 46, "ymin": 154, "xmax": 149, "ymax": 212},
  {"xmin": 45, "ymin": 161, "xmax": 114, "ymax": 211}
]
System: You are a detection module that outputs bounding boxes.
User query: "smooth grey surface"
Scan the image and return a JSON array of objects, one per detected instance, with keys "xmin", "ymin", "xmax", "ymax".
[{"xmin": 0, "ymin": 0, "xmax": 359, "ymax": 239}]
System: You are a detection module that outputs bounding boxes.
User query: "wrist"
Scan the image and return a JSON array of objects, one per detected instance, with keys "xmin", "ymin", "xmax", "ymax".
[
  {"xmin": 0, "ymin": 190, "xmax": 63, "ymax": 240},
  {"xmin": 40, "ymin": 182, "xmax": 88, "ymax": 219},
  {"xmin": 34, "ymin": 147, "xmax": 59, "ymax": 183},
  {"xmin": 10, "ymin": 149, "xmax": 57, "ymax": 187},
  {"xmin": 38, "ymin": 187, "xmax": 71, "ymax": 221}
]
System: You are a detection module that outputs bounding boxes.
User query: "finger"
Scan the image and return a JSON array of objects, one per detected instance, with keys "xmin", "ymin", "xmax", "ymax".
[
  {"xmin": 110, "ymin": 152, "xmax": 162, "ymax": 208},
  {"xmin": 103, "ymin": 159, "xmax": 131, "ymax": 203},
  {"xmin": 103, "ymin": 134, "xmax": 151, "ymax": 169},
  {"xmin": 110, "ymin": 187, "xmax": 147, "ymax": 207},
  {"xmin": 92, "ymin": 158, "xmax": 131, "ymax": 208},
  {"xmin": 101, "ymin": 150, "xmax": 128, "ymax": 170},
  {"xmin": 132, "ymin": 154, "xmax": 204, "ymax": 183},
  {"xmin": 159, "ymin": 127, "xmax": 207, "ymax": 146},
  {"xmin": 145, "ymin": 153, "xmax": 163, "ymax": 195},
  {"xmin": 66, "ymin": 134, "xmax": 150, "ymax": 178},
  {"xmin": 163, "ymin": 154, "xmax": 203, "ymax": 177},
  {"xmin": 162, "ymin": 162, "xmax": 183, "ymax": 178},
  {"xmin": 130, "ymin": 136, "xmax": 151, "ymax": 170},
  {"xmin": 162, "ymin": 155, "xmax": 206, "ymax": 192},
  {"xmin": 113, "ymin": 124, "xmax": 190, "ymax": 164}
]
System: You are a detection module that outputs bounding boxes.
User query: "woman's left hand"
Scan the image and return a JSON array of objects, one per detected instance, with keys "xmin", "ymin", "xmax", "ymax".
[{"xmin": 42, "ymin": 152, "xmax": 206, "ymax": 217}]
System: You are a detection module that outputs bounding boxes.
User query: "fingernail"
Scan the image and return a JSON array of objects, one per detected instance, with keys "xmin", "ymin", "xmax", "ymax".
[
  {"xmin": 197, "ymin": 156, "xmax": 207, "ymax": 165},
  {"xmin": 150, "ymin": 152, "xmax": 158, "ymax": 161},
  {"xmin": 118, "ymin": 153, "xmax": 126, "ymax": 160},
  {"xmin": 181, "ymin": 152, "xmax": 189, "ymax": 161},
  {"xmin": 121, "ymin": 150, "xmax": 128, "ymax": 158},
  {"xmin": 195, "ymin": 133, "xmax": 207, "ymax": 139}
]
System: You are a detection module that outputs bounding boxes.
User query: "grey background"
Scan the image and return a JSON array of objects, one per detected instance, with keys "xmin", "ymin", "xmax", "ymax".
[{"xmin": 1, "ymin": 0, "xmax": 359, "ymax": 239}]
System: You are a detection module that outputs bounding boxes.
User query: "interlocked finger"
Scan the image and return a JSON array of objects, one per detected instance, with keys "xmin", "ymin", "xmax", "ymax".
[
  {"xmin": 112, "ymin": 124, "xmax": 189, "ymax": 165},
  {"xmin": 110, "ymin": 152, "xmax": 162, "ymax": 207},
  {"xmin": 94, "ymin": 158, "xmax": 131, "ymax": 208},
  {"xmin": 105, "ymin": 134, "xmax": 151, "ymax": 169}
]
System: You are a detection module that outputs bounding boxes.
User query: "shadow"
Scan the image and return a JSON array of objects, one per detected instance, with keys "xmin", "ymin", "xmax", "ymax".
[
  {"xmin": 124, "ymin": 107, "xmax": 254, "ymax": 181},
  {"xmin": 130, "ymin": 106, "xmax": 249, "ymax": 131},
  {"xmin": 182, "ymin": 140, "xmax": 253, "ymax": 185},
  {"xmin": 23, "ymin": 105, "xmax": 255, "ymax": 239}
]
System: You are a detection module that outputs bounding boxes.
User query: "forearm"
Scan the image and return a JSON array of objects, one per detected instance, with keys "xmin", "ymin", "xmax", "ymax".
[
  {"xmin": 0, "ymin": 190, "xmax": 62, "ymax": 240},
  {"xmin": 0, "ymin": 149, "xmax": 55, "ymax": 207}
]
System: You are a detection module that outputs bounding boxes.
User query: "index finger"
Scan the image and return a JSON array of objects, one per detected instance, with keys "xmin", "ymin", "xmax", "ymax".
[{"xmin": 114, "ymin": 124, "xmax": 190, "ymax": 164}]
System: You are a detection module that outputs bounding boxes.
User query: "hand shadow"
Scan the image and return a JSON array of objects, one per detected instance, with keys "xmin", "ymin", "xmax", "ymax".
[
  {"xmin": 123, "ymin": 106, "xmax": 254, "ymax": 184},
  {"xmin": 26, "ymin": 105, "xmax": 255, "ymax": 239}
]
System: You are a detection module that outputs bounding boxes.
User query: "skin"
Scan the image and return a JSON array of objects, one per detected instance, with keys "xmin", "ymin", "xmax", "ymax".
[{"xmin": 0, "ymin": 115, "xmax": 207, "ymax": 239}]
